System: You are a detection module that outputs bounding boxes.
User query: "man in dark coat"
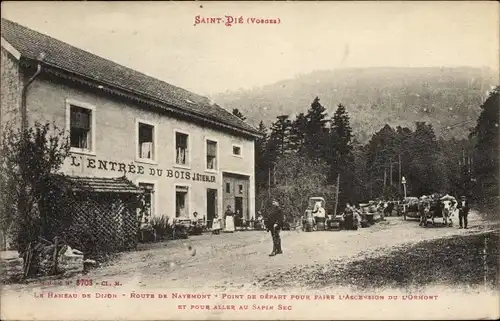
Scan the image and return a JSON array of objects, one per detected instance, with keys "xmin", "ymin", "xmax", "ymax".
[
  {"xmin": 266, "ymin": 199, "xmax": 284, "ymax": 256},
  {"xmin": 457, "ymin": 195, "xmax": 470, "ymax": 229}
]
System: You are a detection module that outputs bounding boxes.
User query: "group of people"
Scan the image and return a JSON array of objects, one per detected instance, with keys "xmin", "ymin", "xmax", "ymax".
[
  {"xmin": 210, "ymin": 206, "xmax": 235, "ymax": 234},
  {"xmin": 210, "ymin": 205, "xmax": 246, "ymax": 234}
]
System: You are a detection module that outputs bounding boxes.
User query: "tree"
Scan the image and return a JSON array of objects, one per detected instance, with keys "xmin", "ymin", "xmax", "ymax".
[
  {"xmin": 351, "ymin": 139, "xmax": 369, "ymax": 201},
  {"xmin": 470, "ymin": 86, "xmax": 499, "ymax": 210},
  {"xmin": 0, "ymin": 121, "xmax": 70, "ymax": 252},
  {"xmin": 434, "ymin": 138, "xmax": 468, "ymax": 197},
  {"xmin": 232, "ymin": 108, "xmax": 246, "ymax": 121},
  {"xmin": 394, "ymin": 125, "xmax": 413, "ymax": 198},
  {"xmin": 289, "ymin": 112, "xmax": 308, "ymax": 153},
  {"xmin": 267, "ymin": 115, "xmax": 293, "ymax": 160},
  {"xmin": 255, "ymin": 121, "xmax": 270, "ymax": 194},
  {"xmin": 407, "ymin": 122, "xmax": 440, "ymax": 196},
  {"xmin": 365, "ymin": 124, "xmax": 399, "ymax": 199},
  {"xmin": 304, "ymin": 97, "xmax": 329, "ymax": 160},
  {"xmin": 264, "ymin": 153, "xmax": 332, "ymax": 222},
  {"xmin": 329, "ymin": 104, "xmax": 355, "ymax": 206}
]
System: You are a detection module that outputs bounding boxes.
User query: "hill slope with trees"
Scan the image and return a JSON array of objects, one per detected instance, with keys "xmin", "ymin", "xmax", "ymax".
[{"xmin": 213, "ymin": 67, "xmax": 498, "ymax": 143}]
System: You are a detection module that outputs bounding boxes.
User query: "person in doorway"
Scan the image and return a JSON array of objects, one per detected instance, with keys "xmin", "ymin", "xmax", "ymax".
[
  {"xmin": 457, "ymin": 196, "xmax": 470, "ymax": 229},
  {"xmin": 266, "ymin": 199, "xmax": 284, "ymax": 256},
  {"xmin": 224, "ymin": 205, "xmax": 235, "ymax": 232},
  {"xmin": 212, "ymin": 213, "xmax": 221, "ymax": 235},
  {"xmin": 235, "ymin": 209, "xmax": 242, "ymax": 230}
]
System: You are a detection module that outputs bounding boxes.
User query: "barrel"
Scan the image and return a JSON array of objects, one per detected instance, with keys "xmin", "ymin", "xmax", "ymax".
[{"xmin": 316, "ymin": 217, "xmax": 326, "ymax": 231}]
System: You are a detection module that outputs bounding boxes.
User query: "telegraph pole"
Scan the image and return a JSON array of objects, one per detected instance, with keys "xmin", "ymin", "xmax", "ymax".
[
  {"xmin": 334, "ymin": 173, "xmax": 340, "ymax": 217},
  {"xmin": 402, "ymin": 176, "xmax": 407, "ymax": 213},
  {"xmin": 398, "ymin": 154, "xmax": 402, "ymax": 197}
]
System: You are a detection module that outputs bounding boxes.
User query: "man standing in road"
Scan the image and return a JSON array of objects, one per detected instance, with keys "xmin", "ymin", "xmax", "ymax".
[
  {"xmin": 457, "ymin": 195, "xmax": 470, "ymax": 229},
  {"xmin": 266, "ymin": 199, "xmax": 284, "ymax": 256}
]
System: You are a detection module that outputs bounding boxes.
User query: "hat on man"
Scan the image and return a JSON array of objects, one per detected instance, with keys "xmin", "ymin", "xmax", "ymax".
[{"xmin": 461, "ymin": 195, "xmax": 467, "ymax": 200}]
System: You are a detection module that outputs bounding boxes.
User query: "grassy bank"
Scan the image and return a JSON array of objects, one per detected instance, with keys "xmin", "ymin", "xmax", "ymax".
[{"xmin": 260, "ymin": 230, "xmax": 499, "ymax": 290}]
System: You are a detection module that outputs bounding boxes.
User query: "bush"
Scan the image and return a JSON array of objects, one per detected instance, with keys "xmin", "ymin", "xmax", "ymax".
[{"xmin": 150, "ymin": 215, "xmax": 173, "ymax": 241}]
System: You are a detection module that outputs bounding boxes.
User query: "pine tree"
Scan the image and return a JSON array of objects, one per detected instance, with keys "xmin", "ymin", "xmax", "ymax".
[
  {"xmin": 407, "ymin": 122, "xmax": 439, "ymax": 196},
  {"xmin": 304, "ymin": 97, "xmax": 329, "ymax": 160},
  {"xmin": 329, "ymin": 104, "xmax": 355, "ymax": 206},
  {"xmin": 365, "ymin": 124, "xmax": 398, "ymax": 199},
  {"xmin": 268, "ymin": 115, "xmax": 293, "ymax": 160},
  {"xmin": 289, "ymin": 113, "xmax": 308, "ymax": 153},
  {"xmin": 471, "ymin": 86, "xmax": 499, "ymax": 202},
  {"xmin": 255, "ymin": 121, "xmax": 269, "ymax": 194},
  {"xmin": 232, "ymin": 108, "xmax": 246, "ymax": 121}
]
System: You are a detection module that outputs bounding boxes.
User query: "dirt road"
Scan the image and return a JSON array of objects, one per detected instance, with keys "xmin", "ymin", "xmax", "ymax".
[{"xmin": 3, "ymin": 211, "xmax": 495, "ymax": 292}]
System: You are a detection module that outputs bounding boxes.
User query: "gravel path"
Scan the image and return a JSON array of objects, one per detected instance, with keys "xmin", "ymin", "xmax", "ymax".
[{"xmin": 3, "ymin": 211, "xmax": 495, "ymax": 293}]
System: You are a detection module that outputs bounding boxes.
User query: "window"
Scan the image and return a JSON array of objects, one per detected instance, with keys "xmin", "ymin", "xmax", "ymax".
[
  {"xmin": 70, "ymin": 105, "xmax": 92, "ymax": 151},
  {"xmin": 139, "ymin": 183, "xmax": 155, "ymax": 220},
  {"xmin": 232, "ymin": 145, "xmax": 241, "ymax": 156},
  {"xmin": 175, "ymin": 186, "xmax": 189, "ymax": 218},
  {"xmin": 225, "ymin": 182, "xmax": 231, "ymax": 194},
  {"xmin": 238, "ymin": 184, "xmax": 243, "ymax": 194},
  {"xmin": 206, "ymin": 140, "xmax": 217, "ymax": 170},
  {"xmin": 176, "ymin": 132, "xmax": 189, "ymax": 165},
  {"xmin": 138, "ymin": 122, "xmax": 155, "ymax": 160}
]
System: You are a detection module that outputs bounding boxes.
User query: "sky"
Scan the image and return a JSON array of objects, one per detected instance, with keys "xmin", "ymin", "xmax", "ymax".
[{"xmin": 2, "ymin": 1, "xmax": 499, "ymax": 96}]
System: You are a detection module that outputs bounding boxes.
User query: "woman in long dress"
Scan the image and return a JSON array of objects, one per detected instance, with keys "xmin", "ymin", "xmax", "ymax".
[{"xmin": 224, "ymin": 205, "xmax": 235, "ymax": 232}]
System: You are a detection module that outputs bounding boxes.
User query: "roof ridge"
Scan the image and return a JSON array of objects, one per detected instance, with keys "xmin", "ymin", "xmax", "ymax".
[
  {"xmin": 1, "ymin": 18, "xmax": 209, "ymax": 103},
  {"xmin": 1, "ymin": 18, "xmax": 260, "ymax": 136}
]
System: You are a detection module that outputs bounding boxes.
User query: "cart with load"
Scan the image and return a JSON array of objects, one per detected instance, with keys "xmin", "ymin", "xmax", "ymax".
[
  {"xmin": 399, "ymin": 197, "xmax": 420, "ymax": 220},
  {"xmin": 302, "ymin": 197, "xmax": 328, "ymax": 231}
]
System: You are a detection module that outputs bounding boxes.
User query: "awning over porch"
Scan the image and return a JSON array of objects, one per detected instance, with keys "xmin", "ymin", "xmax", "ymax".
[{"xmin": 50, "ymin": 175, "xmax": 144, "ymax": 194}]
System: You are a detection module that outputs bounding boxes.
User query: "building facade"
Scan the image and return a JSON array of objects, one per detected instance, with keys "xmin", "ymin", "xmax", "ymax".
[{"xmin": 1, "ymin": 19, "xmax": 261, "ymax": 226}]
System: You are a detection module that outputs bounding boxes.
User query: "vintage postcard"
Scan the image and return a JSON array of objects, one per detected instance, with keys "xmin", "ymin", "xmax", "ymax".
[{"xmin": 0, "ymin": 1, "xmax": 499, "ymax": 320}]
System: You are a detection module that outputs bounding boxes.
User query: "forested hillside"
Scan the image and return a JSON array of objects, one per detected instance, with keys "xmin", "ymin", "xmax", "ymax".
[{"xmin": 214, "ymin": 67, "xmax": 498, "ymax": 143}]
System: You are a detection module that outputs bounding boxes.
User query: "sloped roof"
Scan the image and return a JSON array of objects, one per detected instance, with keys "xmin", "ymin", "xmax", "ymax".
[
  {"xmin": 51, "ymin": 175, "xmax": 143, "ymax": 194},
  {"xmin": 1, "ymin": 18, "xmax": 260, "ymax": 138}
]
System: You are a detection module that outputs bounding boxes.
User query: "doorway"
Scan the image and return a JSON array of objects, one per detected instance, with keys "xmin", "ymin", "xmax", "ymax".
[
  {"xmin": 235, "ymin": 197, "xmax": 243, "ymax": 216},
  {"xmin": 206, "ymin": 189, "xmax": 217, "ymax": 228},
  {"xmin": 235, "ymin": 196, "xmax": 243, "ymax": 227},
  {"xmin": 175, "ymin": 186, "xmax": 189, "ymax": 217}
]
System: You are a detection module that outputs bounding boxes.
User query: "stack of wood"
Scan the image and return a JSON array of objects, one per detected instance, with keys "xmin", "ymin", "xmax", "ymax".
[
  {"xmin": 0, "ymin": 251, "xmax": 24, "ymax": 281},
  {"xmin": 24, "ymin": 237, "xmax": 84, "ymax": 278}
]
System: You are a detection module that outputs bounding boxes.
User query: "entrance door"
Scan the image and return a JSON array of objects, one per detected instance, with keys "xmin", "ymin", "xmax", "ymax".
[
  {"xmin": 175, "ymin": 186, "xmax": 189, "ymax": 218},
  {"xmin": 235, "ymin": 197, "xmax": 243, "ymax": 216},
  {"xmin": 235, "ymin": 196, "xmax": 243, "ymax": 227},
  {"xmin": 206, "ymin": 189, "xmax": 217, "ymax": 228}
]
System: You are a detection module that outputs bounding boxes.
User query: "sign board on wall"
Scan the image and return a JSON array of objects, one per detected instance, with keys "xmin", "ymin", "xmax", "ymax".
[{"xmin": 69, "ymin": 155, "xmax": 217, "ymax": 183}]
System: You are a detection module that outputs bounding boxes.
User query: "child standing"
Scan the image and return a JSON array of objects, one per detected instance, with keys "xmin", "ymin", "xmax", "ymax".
[{"xmin": 212, "ymin": 213, "xmax": 222, "ymax": 235}]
